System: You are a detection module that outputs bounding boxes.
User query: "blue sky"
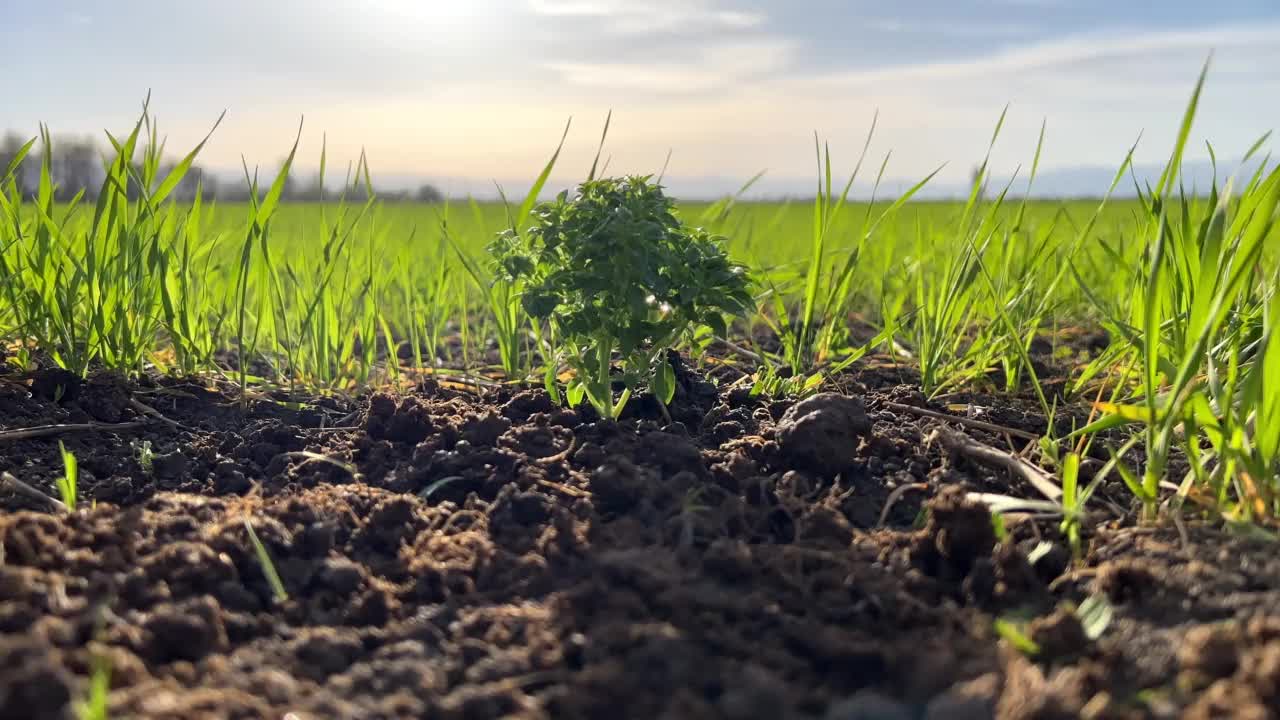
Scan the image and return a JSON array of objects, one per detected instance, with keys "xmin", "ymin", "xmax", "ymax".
[{"xmin": 3, "ymin": 0, "xmax": 1278, "ymax": 197}]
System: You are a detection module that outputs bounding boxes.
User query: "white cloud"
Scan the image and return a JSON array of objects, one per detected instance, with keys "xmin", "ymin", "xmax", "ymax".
[
  {"xmin": 865, "ymin": 18, "xmax": 1038, "ymax": 38},
  {"xmin": 814, "ymin": 22, "xmax": 1280, "ymax": 87},
  {"xmin": 546, "ymin": 38, "xmax": 794, "ymax": 92},
  {"xmin": 527, "ymin": 0, "xmax": 765, "ymax": 34},
  {"xmin": 751, "ymin": 22, "xmax": 1280, "ymax": 185},
  {"xmin": 21, "ymin": 5, "xmax": 1276, "ymax": 198},
  {"xmin": 241, "ymin": 20, "xmax": 1277, "ymax": 193}
]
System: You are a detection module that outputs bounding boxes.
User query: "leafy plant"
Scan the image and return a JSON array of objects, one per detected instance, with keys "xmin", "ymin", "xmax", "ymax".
[
  {"xmin": 749, "ymin": 357, "xmax": 824, "ymax": 399},
  {"xmin": 131, "ymin": 439, "xmax": 154, "ymax": 475},
  {"xmin": 1057, "ymin": 450, "xmax": 1105, "ymax": 558},
  {"xmin": 492, "ymin": 175, "xmax": 752, "ymax": 419}
]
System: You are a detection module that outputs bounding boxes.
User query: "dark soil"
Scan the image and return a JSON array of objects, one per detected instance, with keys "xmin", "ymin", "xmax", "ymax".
[{"xmin": 1, "ymin": 356, "xmax": 1278, "ymax": 719}]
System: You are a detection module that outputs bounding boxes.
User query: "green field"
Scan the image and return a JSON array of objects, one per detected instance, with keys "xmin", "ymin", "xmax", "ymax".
[
  {"xmin": 1, "ymin": 71, "xmax": 1278, "ymax": 525},
  {"xmin": 0, "ymin": 194, "xmax": 1154, "ymax": 390}
]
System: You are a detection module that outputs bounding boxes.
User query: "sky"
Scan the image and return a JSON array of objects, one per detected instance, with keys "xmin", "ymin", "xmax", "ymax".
[{"xmin": 2, "ymin": 0, "xmax": 1279, "ymax": 198}]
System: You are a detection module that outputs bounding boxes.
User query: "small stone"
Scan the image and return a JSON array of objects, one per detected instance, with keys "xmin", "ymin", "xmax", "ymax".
[
  {"xmin": 461, "ymin": 410, "xmax": 510, "ymax": 447},
  {"xmin": 1178, "ymin": 625, "xmax": 1239, "ymax": 681},
  {"xmin": 1028, "ymin": 608, "xmax": 1090, "ymax": 660},
  {"xmin": 1026, "ymin": 541, "xmax": 1071, "ymax": 584},
  {"xmin": 213, "ymin": 462, "xmax": 251, "ymax": 495},
  {"xmin": 141, "ymin": 596, "xmax": 228, "ymax": 663},
  {"xmin": 319, "ymin": 557, "xmax": 364, "ymax": 595},
  {"xmin": 78, "ymin": 372, "xmax": 132, "ymax": 423},
  {"xmin": 912, "ymin": 487, "xmax": 997, "ymax": 579},
  {"xmin": 0, "ymin": 637, "xmax": 74, "ymax": 719},
  {"xmin": 776, "ymin": 393, "xmax": 871, "ymax": 477},
  {"xmin": 1094, "ymin": 560, "xmax": 1157, "ymax": 603},
  {"xmin": 152, "ymin": 451, "xmax": 188, "ymax": 479},
  {"xmin": 30, "ymin": 367, "xmax": 81, "ymax": 402},
  {"xmin": 289, "ymin": 628, "xmax": 364, "ymax": 681}
]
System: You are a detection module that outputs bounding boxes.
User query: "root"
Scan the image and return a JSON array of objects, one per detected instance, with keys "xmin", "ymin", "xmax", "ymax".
[
  {"xmin": 927, "ymin": 426, "xmax": 1061, "ymax": 502},
  {"xmin": 885, "ymin": 401, "xmax": 1039, "ymax": 441},
  {"xmin": 532, "ymin": 427, "xmax": 577, "ymax": 466},
  {"xmin": 271, "ymin": 451, "xmax": 361, "ymax": 479},
  {"xmin": 0, "ymin": 471, "xmax": 66, "ymax": 512},
  {"xmin": 128, "ymin": 398, "xmax": 191, "ymax": 432},
  {"xmin": 535, "ymin": 477, "xmax": 589, "ymax": 499},
  {"xmin": 0, "ymin": 420, "xmax": 147, "ymax": 443},
  {"xmin": 877, "ymin": 483, "xmax": 928, "ymax": 527}
]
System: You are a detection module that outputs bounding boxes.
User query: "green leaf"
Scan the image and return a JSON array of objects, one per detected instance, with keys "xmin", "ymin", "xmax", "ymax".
[
  {"xmin": 151, "ymin": 111, "xmax": 225, "ymax": 206},
  {"xmin": 544, "ymin": 359, "xmax": 563, "ymax": 405},
  {"xmin": 517, "ymin": 118, "xmax": 572, "ymax": 229},
  {"xmin": 56, "ymin": 441, "xmax": 77, "ymax": 512},
  {"xmin": 1061, "ymin": 452, "xmax": 1080, "ymax": 510},
  {"xmin": 1112, "ymin": 455, "xmax": 1149, "ymax": 503},
  {"xmin": 706, "ymin": 312, "xmax": 728, "ymax": 340},
  {"xmin": 2, "ymin": 136, "xmax": 35, "ymax": 181},
  {"xmin": 256, "ymin": 118, "xmax": 303, "ymax": 226},
  {"xmin": 587, "ymin": 110, "xmax": 612, "ymax": 182},
  {"xmin": 1154, "ymin": 57, "xmax": 1209, "ymax": 201},
  {"xmin": 991, "ymin": 512, "xmax": 1008, "ymax": 542},
  {"xmin": 994, "ymin": 619, "xmax": 1041, "ymax": 656},
  {"xmin": 243, "ymin": 518, "xmax": 289, "ymax": 602},
  {"xmin": 802, "ymin": 372, "xmax": 825, "ymax": 394},
  {"xmin": 653, "ymin": 358, "xmax": 676, "ymax": 405},
  {"xmin": 566, "ymin": 382, "xmax": 586, "ymax": 409}
]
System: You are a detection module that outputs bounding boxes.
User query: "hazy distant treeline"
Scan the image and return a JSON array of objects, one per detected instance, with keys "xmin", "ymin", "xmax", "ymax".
[{"xmin": 0, "ymin": 131, "xmax": 444, "ymax": 203}]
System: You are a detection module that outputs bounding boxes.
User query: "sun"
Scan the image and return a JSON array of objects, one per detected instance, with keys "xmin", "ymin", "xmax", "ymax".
[
  {"xmin": 376, "ymin": 0, "xmax": 492, "ymax": 27},
  {"xmin": 355, "ymin": 0, "xmax": 501, "ymax": 51}
]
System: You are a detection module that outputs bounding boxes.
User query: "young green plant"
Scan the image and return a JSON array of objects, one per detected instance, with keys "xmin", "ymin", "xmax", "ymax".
[
  {"xmin": 445, "ymin": 120, "xmax": 570, "ymax": 381},
  {"xmin": 1071, "ymin": 59, "xmax": 1280, "ymax": 521},
  {"xmin": 492, "ymin": 175, "xmax": 752, "ymax": 419},
  {"xmin": 55, "ymin": 441, "xmax": 78, "ymax": 512},
  {"xmin": 243, "ymin": 517, "xmax": 289, "ymax": 603}
]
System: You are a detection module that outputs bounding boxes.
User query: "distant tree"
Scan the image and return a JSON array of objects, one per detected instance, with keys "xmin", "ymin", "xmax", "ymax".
[
  {"xmin": 346, "ymin": 181, "xmax": 372, "ymax": 203},
  {"xmin": 969, "ymin": 164, "xmax": 985, "ymax": 199},
  {"xmin": 280, "ymin": 170, "xmax": 297, "ymax": 200},
  {"xmin": 415, "ymin": 183, "xmax": 444, "ymax": 203},
  {"xmin": 199, "ymin": 170, "xmax": 219, "ymax": 201},
  {"xmin": 216, "ymin": 181, "xmax": 252, "ymax": 203},
  {"xmin": 3, "ymin": 130, "xmax": 449, "ymax": 207},
  {"xmin": 172, "ymin": 163, "xmax": 208, "ymax": 201},
  {"xmin": 125, "ymin": 160, "xmax": 148, "ymax": 201},
  {"xmin": 298, "ymin": 172, "xmax": 326, "ymax": 202},
  {"xmin": 48, "ymin": 136, "xmax": 102, "ymax": 201},
  {"xmin": 0, "ymin": 132, "xmax": 33, "ymax": 197}
]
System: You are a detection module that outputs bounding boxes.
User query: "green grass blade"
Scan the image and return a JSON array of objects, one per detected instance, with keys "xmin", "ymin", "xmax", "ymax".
[{"xmin": 516, "ymin": 118, "xmax": 571, "ymax": 229}]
